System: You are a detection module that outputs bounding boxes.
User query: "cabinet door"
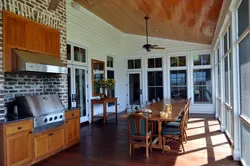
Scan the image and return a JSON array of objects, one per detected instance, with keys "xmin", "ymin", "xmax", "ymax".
[
  {"xmin": 45, "ymin": 29, "xmax": 60, "ymax": 57},
  {"xmin": 4, "ymin": 15, "xmax": 26, "ymax": 48},
  {"xmin": 34, "ymin": 134, "xmax": 49, "ymax": 159},
  {"xmin": 49, "ymin": 129, "xmax": 64, "ymax": 152},
  {"xmin": 65, "ymin": 118, "xmax": 80, "ymax": 145},
  {"xmin": 6, "ymin": 131, "xmax": 32, "ymax": 166},
  {"xmin": 26, "ymin": 22, "xmax": 45, "ymax": 52}
]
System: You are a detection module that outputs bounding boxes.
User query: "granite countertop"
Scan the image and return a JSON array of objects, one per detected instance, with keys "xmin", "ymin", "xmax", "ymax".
[
  {"xmin": 65, "ymin": 107, "xmax": 80, "ymax": 112},
  {"xmin": 0, "ymin": 116, "xmax": 34, "ymax": 125}
]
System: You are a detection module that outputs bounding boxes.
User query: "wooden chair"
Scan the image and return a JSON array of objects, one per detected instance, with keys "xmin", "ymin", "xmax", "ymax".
[
  {"xmin": 127, "ymin": 113, "xmax": 153, "ymax": 158},
  {"xmin": 162, "ymin": 109, "xmax": 188, "ymax": 153}
]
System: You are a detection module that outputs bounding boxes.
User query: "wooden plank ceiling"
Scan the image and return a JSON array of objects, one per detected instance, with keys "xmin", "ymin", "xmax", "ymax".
[{"xmin": 75, "ymin": 0, "xmax": 223, "ymax": 44}]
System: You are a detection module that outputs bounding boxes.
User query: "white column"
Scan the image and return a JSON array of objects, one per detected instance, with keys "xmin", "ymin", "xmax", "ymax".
[
  {"xmin": 219, "ymin": 36, "xmax": 226, "ymax": 132},
  {"xmin": 231, "ymin": 8, "xmax": 240, "ymax": 161}
]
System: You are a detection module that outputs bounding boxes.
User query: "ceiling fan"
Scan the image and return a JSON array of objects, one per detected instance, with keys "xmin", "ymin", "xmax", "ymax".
[{"xmin": 143, "ymin": 16, "xmax": 165, "ymax": 52}]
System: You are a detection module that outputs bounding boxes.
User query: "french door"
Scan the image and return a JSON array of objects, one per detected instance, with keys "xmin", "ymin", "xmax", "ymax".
[
  {"xmin": 127, "ymin": 72, "xmax": 143, "ymax": 106},
  {"xmin": 68, "ymin": 65, "xmax": 88, "ymax": 123}
]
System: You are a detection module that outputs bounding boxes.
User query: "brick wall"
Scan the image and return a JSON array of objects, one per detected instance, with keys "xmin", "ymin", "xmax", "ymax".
[{"xmin": 0, "ymin": 0, "xmax": 68, "ymax": 108}]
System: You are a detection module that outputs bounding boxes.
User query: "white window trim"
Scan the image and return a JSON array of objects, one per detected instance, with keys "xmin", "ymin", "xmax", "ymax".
[{"xmin": 67, "ymin": 41, "xmax": 88, "ymax": 66}]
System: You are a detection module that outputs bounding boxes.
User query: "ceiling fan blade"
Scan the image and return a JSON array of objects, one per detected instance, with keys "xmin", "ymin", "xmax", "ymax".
[
  {"xmin": 151, "ymin": 45, "xmax": 159, "ymax": 48},
  {"xmin": 151, "ymin": 47, "xmax": 165, "ymax": 49}
]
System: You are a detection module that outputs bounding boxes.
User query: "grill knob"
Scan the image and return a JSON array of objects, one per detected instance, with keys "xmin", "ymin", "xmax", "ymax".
[
  {"xmin": 44, "ymin": 119, "xmax": 48, "ymax": 123},
  {"xmin": 59, "ymin": 115, "xmax": 63, "ymax": 119},
  {"xmin": 54, "ymin": 116, "xmax": 57, "ymax": 120},
  {"xmin": 49, "ymin": 117, "xmax": 53, "ymax": 121}
]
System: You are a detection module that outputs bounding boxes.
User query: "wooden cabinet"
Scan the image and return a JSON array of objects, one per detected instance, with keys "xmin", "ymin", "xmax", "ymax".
[
  {"xmin": 49, "ymin": 129, "xmax": 64, "ymax": 152},
  {"xmin": 65, "ymin": 109, "xmax": 80, "ymax": 147},
  {"xmin": 34, "ymin": 134, "xmax": 49, "ymax": 158},
  {"xmin": 25, "ymin": 22, "xmax": 45, "ymax": 53},
  {"xmin": 2, "ymin": 10, "xmax": 61, "ymax": 72},
  {"xmin": 45, "ymin": 29, "xmax": 60, "ymax": 56},
  {"xmin": 34, "ymin": 126, "xmax": 64, "ymax": 161},
  {"xmin": 6, "ymin": 131, "xmax": 32, "ymax": 166},
  {"xmin": 0, "ymin": 119, "xmax": 33, "ymax": 166}
]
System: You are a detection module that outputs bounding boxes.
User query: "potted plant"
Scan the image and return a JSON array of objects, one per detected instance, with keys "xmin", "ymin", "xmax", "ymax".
[{"xmin": 104, "ymin": 79, "xmax": 116, "ymax": 98}]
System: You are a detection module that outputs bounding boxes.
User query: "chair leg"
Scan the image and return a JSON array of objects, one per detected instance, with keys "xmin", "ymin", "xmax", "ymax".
[
  {"xmin": 129, "ymin": 143, "xmax": 132, "ymax": 156},
  {"xmin": 146, "ymin": 139, "xmax": 149, "ymax": 158},
  {"xmin": 181, "ymin": 142, "xmax": 185, "ymax": 153},
  {"xmin": 185, "ymin": 131, "xmax": 188, "ymax": 143},
  {"xmin": 150, "ymin": 137, "xmax": 153, "ymax": 152},
  {"xmin": 162, "ymin": 135, "xmax": 165, "ymax": 153}
]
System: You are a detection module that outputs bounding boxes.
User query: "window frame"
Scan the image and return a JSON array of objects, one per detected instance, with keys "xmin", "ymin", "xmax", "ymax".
[
  {"xmin": 106, "ymin": 54, "xmax": 115, "ymax": 107},
  {"xmin": 127, "ymin": 58, "xmax": 142, "ymax": 70},
  {"xmin": 67, "ymin": 42, "xmax": 88, "ymax": 66}
]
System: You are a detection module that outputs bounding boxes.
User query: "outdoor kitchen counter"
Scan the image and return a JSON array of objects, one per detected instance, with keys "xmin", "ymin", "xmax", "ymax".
[{"xmin": 0, "ymin": 116, "xmax": 34, "ymax": 124}]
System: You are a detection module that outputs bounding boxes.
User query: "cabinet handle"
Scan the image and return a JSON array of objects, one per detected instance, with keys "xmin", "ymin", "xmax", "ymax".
[
  {"xmin": 66, "ymin": 121, "xmax": 68, "ymax": 123},
  {"xmin": 51, "ymin": 133, "xmax": 54, "ymax": 136},
  {"xmin": 18, "ymin": 127, "xmax": 22, "ymax": 130},
  {"xmin": 29, "ymin": 131, "xmax": 32, "ymax": 134},
  {"xmin": 72, "ymin": 113, "xmax": 74, "ymax": 116}
]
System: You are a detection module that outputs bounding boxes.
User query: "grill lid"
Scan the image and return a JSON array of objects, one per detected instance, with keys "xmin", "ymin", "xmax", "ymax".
[{"xmin": 15, "ymin": 94, "xmax": 65, "ymax": 117}]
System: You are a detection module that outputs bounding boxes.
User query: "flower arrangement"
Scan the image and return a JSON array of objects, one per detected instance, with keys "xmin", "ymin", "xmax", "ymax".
[{"xmin": 104, "ymin": 79, "xmax": 116, "ymax": 89}]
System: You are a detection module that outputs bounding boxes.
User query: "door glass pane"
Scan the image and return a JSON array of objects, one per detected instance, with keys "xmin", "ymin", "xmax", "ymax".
[
  {"xmin": 238, "ymin": 0, "xmax": 249, "ymax": 37},
  {"xmin": 75, "ymin": 69, "xmax": 86, "ymax": 117},
  {"xmin": 155, "ymin": 71, "xmax": 163, "ymax": 86},
  {"xmin": 67, "ymin": 44, "xmax": 71, "ymax": 60},
  {"xmin": 147, "ymin": 72, "xmax": 155, "ymax": 86},
  {"xmin": 129, "ymin": 74, "xmax": 140, "ymax": 105},
  {"xmin": 239, "ymin": 34, "xmax": 250, "ymax": 119},
  {"xmin": 74, "ymin": 46, "xmax": 86, "ymax": 63},
  {"xmin": 135, "ymin": 59, "xmax": 141, "ymax": 69},
  {"xmin": 202, "ymin": 54, "xmax": 210, "ymax": 65},
  {"xmin": 170, "ymin": 57, "xmax": 177, "ymax": 67},
  {"xmin": 241, "ymin": 121, "xmax": 250, "ymax": 165},
  {"xmin": 107, "ymin": 70, "xmax": 115, "ymax": 106},
  {"xmin": 67, "ymin": 68, "xmax": 71, "ymax": 109},
  {"xmin": 194, "ymin": 55, "xmax": 202, "ymax": 66},
  {"xmin": 193, "ymin": 69, "xmax": 212, "ymax": 103},
  {"xmin": 107, "ymin": 56, "xmax": 113, "ymax": 68},
  {"xmin": 128, "ymin": 60, "xmax": 134, "ymax": 69},
  {"xmin": 170, "ymin": 70, "xmax": 187, "ymax": 100},
  {"xmin": 155, "ymin": 58, "xmax": 162, "ymax": 68},
  {"xmin": 179, "ymin": 56, "xmax": 186, "ymax": 66},
  {"xmin": 148, "ymin": 58, "xmax": 154, "ymax": 68}
]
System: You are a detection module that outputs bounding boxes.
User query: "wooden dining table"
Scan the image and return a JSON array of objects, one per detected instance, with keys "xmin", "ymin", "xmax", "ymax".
[{"xmin": 120, "ymin": 99, "xmax": 187, "ymax": 151}]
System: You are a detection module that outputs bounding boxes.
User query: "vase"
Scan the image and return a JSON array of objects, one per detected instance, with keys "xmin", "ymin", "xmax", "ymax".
[{"xmin": 107, "ymin": 89, "xmax": 113, "ymax": 98}]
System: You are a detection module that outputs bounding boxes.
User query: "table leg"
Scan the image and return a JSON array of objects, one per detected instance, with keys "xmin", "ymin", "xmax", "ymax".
[
  {"xmin": 103, "ymin": 102, "xmax": 107, "ymax": 124},
  {"xmin": 158, "ymin": 120, "xmax": 162, "ymax": 145},
  {"xmin": 91, "ymin": 103, "xmax": 94, "ymax": 123},
  {"xmin": 115, "ymin": 100, "xmax": 118, "ymax": 123}
]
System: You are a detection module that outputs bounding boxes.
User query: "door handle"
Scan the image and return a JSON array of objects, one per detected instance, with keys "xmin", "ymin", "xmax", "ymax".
[{"xmin": 18, "ymin": 126, "xmax": 22, "ymax": 130}]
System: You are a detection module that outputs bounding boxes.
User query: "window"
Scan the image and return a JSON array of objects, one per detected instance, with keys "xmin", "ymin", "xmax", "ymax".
[
  {"xmin": 170, "ymin": 70, "xmax": 187, "ymax": 100},
  {"xmin": 193, "ymin": 54, "xmax": 211, "ymax": 66},
  {"xmin": 148, "ymin": 71, "xmax": 163, "ymax": 101},
  {"xmin": 239, "ymin": 34, "xmax": 250, "ymax": 119},
  {"xmin": 217, "ymin": 48, "xmax": 220, "ymax": 63},
  {"xmin": 128, "ymin": 59, "xmax": 141, "ymax": 69},
  {"xmin": 241, "ymin": 121, "xmax": 250, "ymax": 165},
  {"xmin": 148, "ymin": 58, "xmax": 162, "ymax": 68},
  {"xmin": 238, "ymin": 0, "xmax": 249, "ymax": 37},
  {"xmin": 170, "ymin": 56, "xmax": 186, "ymax": 67},
  {"xmin": 67, "ymin": 44, "xmax": 87, "ymax": 63},
  {"xmin": 224, "ymin": 56, "xmax": 229, "ymax": 104},
  {"xmin": 193, "ymin": 69, "xmax": 212, "ymax": 103},
  {"xmin": 67, "ymin": 44, "xmax": 71, "ymax": 60},
  {"xmin": 107, "ymin": 55, "xmax": 115, "ymax": 106},
  {"xmin": 224, "ymin": 32, "xmax": 228, "ymax": 53},
  {"xmin": 107, "ymin": 56, "xmax": 113, "ymax": 68}
]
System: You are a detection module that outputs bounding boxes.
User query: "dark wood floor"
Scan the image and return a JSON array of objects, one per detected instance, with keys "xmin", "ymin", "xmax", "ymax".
[{"xmin": 35, "ymin": 115, "xmax": 240, "ymax": 166}]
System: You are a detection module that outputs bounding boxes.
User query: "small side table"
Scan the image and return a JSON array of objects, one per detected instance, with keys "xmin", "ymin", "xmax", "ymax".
[{"xmin": 91, "ymin": 98, "xmax": 118, "ymax": 124}]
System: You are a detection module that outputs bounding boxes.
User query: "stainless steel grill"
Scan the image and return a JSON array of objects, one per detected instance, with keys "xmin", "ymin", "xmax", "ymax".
[{"xmin": 15, "ymin": 94, "xmax": 65, "ymax": 133}]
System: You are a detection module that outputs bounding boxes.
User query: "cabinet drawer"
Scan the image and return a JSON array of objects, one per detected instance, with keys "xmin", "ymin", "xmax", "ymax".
[
  {"xmin": 65, "ymin": 109, "xmax": 80, "ymax": 120},
  {"xmin": 5, "ymin": 119, "xmax": 32, "ymax": 136}
]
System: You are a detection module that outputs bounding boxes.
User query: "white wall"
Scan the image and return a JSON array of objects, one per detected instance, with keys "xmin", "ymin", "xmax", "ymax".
[
  {"xmin": 66, "ymin": 0, "xmax": 127, "ymax": 118},
  {"xmin": 66, "ymin": 0, "xmax": 215, "ymax": 115},
  {"xmin": 123, "ymin": 34, "xmax": 214, "ymax": 114}
]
